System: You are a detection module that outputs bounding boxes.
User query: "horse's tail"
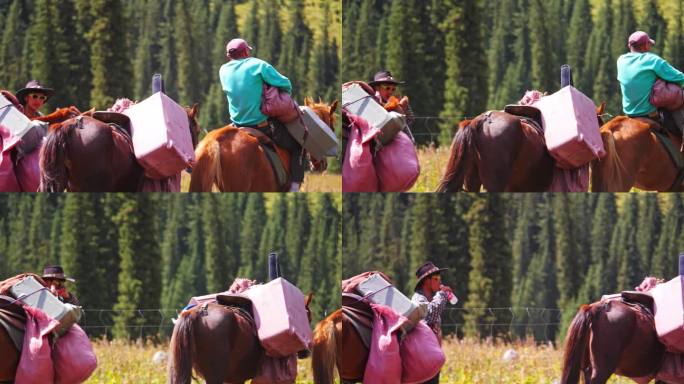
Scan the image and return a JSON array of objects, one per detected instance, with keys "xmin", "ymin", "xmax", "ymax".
[
  {"xmin": 312, "ymin": 315, "xmax": 337, "ymax": 384},
  {"xmin": 561, "ymin": 304, "xmax": 594, "ymax": 384},
  {"xmin": 39, "ymin": 122, "xmax": 73, "ymax": 192},
  {"xmin": 168, "ymin": 311, "xmax": 196, "ymax": 384},
  {"xmin": 189, "ymin": 138, "xmax": 222, "ymax": 192},
  {"xmin": 436, "ymin": 118, "xmax": 478, "ymax": 192},
  {"xmin": 592, "ymin": 130, "xmax": 625, "ymax": 191}
]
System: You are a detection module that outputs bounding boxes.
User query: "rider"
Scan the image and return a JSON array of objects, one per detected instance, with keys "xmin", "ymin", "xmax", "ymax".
[
  {"xmin": 15, "ymin": 80, "xmax": 55, "ymax": 119},
  {"xmin": 368, "ymin": 70, "xmax": 414, "ymax": 125},
  {"xmin": 219, "ymin": 38, "xmax": 304, "ymax": 192},
  {"xmin": 411, "ymin": 261, "xmax": 452, "ymax": 384},
  {"xmin": 42, "ymin": 265, "xmax": 79, "ymax": 305},
  {"xmin": 617, "ymin": 31, "xmax": 684, "ymax": 130}
]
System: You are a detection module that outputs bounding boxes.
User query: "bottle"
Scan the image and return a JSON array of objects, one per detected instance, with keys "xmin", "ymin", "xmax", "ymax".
[{"xmin": 441, "ymin": 284, "xmax": 458, "ymax": 305}]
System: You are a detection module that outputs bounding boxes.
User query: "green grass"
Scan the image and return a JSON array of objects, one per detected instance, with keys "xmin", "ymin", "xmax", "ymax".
[
  {"xmin": 86, "ymin": 339, "xmax": 317, "ymax": 383},
  {"xmin": 409, "ymin": 145, "xmax": 451, "ymax": 192},
  {"xmin": 179, "ymin": 171, "xmax": 341, "ymax": 192}
]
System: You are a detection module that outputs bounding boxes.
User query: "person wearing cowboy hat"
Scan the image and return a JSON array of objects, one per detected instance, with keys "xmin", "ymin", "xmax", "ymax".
[
  {"xmin": 219, "ymin": 38, "xmax": 306, "ymax": 192},
  {"xmin": 16, "ymin": 80, "xmax": 55, "ymax": 120},
  {"xmin": 411, "ymin": 261, "xmax": 454, "ymax": 384},
  {"xmin": 368, "ymin": 70, "xmax": 414, "ymax": 124},
  {"xmin": 42, "ymin": 265, "xmax": 79, "ymax": 306}
]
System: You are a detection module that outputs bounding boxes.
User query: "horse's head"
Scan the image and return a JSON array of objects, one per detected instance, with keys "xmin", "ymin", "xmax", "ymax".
[
  {"xmin": 185, "ymin": 103, "xmax": 200, "ymax": 148},
  {"xmin": 304, "ymin": 97, "xmax": 338, "ymax": 130},
  {"xmin": 596, "ymin": 101, "xmax": 606, "ymax": 126}
]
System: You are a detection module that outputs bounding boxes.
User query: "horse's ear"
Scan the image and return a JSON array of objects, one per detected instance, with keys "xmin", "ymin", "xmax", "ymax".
[
  {"xmin": 190, "ymin": 103, "xmax": 199, "ymax": 119},
  {"xmin": 305, "ymin": 292, "xmax": 313, "ymax": 307},
  {"xmin": 304, "ymin": 97, "xmax": 314, "ymax": 107},
  {"xmin": 329, "ymin": 100, "xmax": 338, "ymax": 115},
  {"xmin": 596, "ymin": 101, "xmax": 605, "ymax": 115}
]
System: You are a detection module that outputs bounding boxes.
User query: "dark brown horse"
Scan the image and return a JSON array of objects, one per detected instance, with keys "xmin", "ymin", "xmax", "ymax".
[
  {"xmin": 561, "ymin": 300, "xmax": 665, "ymax": 384},
  {"xmin": 438, "ymin": 104, "xmax": 605, "ymax": 192},
  {"xmin": 189, "ymin": 98, "xmax": 337, "ymax": 192},
  {"xmin": 590, "ymin": 116, "xmax": 684, "ymax": 191},
  {"xmin": 39, "ymin": 106, "xmax": 199, "ymax": 192},
  {"xmin": 312, "ymin": 309, "xmax": 368, "ymax": 384},
  {"xmin": 168, "ymin": 293, "xmax": 313, "ymax": 384},
  {"xmin": 0, "ymin": 325, "xmax": 19, "ymax": 382}
]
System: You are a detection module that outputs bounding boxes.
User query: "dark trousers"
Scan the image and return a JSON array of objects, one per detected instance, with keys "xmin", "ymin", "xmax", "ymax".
[
  {"xmin": 422, "ymin": 372, "xmax": 440, "ymax": 384},
  {"xmin": 263, "ymin": 119, "xmax": 305, "ymax": 183}
]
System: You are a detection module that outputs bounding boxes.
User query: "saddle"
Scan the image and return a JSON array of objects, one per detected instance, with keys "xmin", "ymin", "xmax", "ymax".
[
  {"xmin": 0, "ymin": 295, "xmax": 26, "ymax": 352},
  {"xmin": 239, "ymin": 126, "xmax": 289, "ymax": 191},
  {"xmin": 504, "ymin": 104, "xmax": 544, "ymax": 129},
  {"xmin": 341, "ymin": 292, "xmax": 373, "ymax": 350},
  {"xmin": 92, "ymin": 112, "xmax": 131, "ymax": 136}
]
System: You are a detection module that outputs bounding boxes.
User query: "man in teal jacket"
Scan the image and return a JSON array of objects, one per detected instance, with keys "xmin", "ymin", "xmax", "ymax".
[
  {"xmin": 219, "ymin": 38, "xmax": 304, "ymax": 192},
  {"xmin": 617, "ymin": 31, "xmax": 684, "ymax": 133}
]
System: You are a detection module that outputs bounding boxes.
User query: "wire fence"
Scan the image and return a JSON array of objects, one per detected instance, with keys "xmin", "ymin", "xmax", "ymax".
[
  {"xmin": 76, "ymin": 307, "xmax": 564, "ymax": 342},
  {"xmin": 441, "ymin": 307, "xmax": 563, "ymax": 342}
]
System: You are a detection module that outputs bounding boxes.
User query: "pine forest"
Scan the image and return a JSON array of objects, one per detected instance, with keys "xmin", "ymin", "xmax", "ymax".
[
  {"xmin": 0, "ymin": 193, "xmax": 341, "ymax": 339},
  {"xmin": 343, "ymin": 193, "xmax": 683, "ymax": 342},
  {"xmin": 0, "ymin": 0, "xmax": 341, "ymax": 134},
  {"xmin": 342, "ymin": 0, "xmax": 684, "ymax": 144}
]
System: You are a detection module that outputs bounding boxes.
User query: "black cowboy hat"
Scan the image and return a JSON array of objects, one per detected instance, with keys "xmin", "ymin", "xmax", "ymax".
[
  {"xmin": 42, "ymin": 265, "xmax": 75, "ymax": 282},
  {"xmin": 16, "ymin": 80, "xmax": 55, "ymax": 104},
  {"xmin": 368, "ymin": 70, "xmax": 405, "ymax": 87},
  {"xmin": 414, "ymin": 261, "xmax": 448, "ymax": 291}
]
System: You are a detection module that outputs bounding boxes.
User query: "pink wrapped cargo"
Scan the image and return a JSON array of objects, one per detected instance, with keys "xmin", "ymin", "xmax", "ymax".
[
  {"xmin": 243, "ymin": 277, "xmax": 312, "ymax": 357},
  {"xmin": 651, "ymin": 276, "xmax": 684, "ymax": 353},
  {"xmin": 533, "ymin": 86, "xmax": 605, "ymax": 169},
  {"xmin": 123, "ymin": 92, "xmax": 194, "ymax": 179}
]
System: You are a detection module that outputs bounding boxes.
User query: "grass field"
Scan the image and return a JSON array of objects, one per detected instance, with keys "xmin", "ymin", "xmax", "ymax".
[
  {"xmin": 86, "ymin": 339, "xmax": 317, "ymax": 383},
  {"xmin": 85, "ymin": 338, "xmax": 637, "ymax": 383},
  {"xmin": 179, "ymin": 171, "xmax": 341, "ymax": 192},
  {"xmin": 409, "ymin": 145, "xmax": 451, "ymax": 192}
]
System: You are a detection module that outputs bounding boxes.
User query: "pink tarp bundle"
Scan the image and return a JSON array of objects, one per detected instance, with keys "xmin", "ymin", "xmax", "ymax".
[
  {"xmin": 343, "ymin": 114, "xmax": 380, "ymax": 192},
  {"xmin": 375, "ymin": 131, "xmax": 420, "ymax": 192},
  {"xmin": 363, "ymin": 304, "xmax": 444, "ymax": 384},
  {"xmin": 0, "ymin": 124, "xmax": 21, "ymax": 192},
  {"xmin": 16, "ymin": 306, "xmax": 97, "ymax": 384},
  {"xmin": 261, "ymin": 85, "xmax": 300, "ymax": 123},
  {"xmin": 343, "ymin": 114, "xmax": 419, "ymax": 192},
  {"xmin": 650, "ymin": 276, "xmax": 684, "ymax": 353}
]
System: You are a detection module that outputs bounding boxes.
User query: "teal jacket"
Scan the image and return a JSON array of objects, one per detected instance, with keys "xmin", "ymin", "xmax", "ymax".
[
  {"xmin": 219, "ymin": 57, "xmax": 292, "ymax": 126},
  {"xmin": 617, "ymin": 52, "xmax": 684, "ymax": 116}
]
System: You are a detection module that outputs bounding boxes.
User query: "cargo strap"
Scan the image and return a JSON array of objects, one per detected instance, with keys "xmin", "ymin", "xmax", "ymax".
[
  {"xmin": 240, "ymin": 127, "xmax": 289, "ymax": 190},
  {"xmin": 651, "ymin": 129, "xmax": 684, "ymax": 191}
]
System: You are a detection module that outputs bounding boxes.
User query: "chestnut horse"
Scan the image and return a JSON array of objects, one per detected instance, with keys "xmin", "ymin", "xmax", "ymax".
[
  {"xmin": 438, "ymin": 104, "xmax": 605, "ymax": 192},
  {"xmin": 168, "ymin": 293, "xmax": 313, "ymax": 384},
  {"xmin": 189, "ymin": 98, "xmax": 337, "ymax": 192},
  {"xmin": 312, "ymin": 309, "xmax": 368, "ymax": 384},
  {"xmin": 590, "ymin": 116, "xmax": 684, "ymax": 191},
  {"xmin": 39, "ymin": 106, "xmax": 199, "ymax": 192},
  {"xmin": 561, "ymin": 300, "xmax": 665, "ymax": 384}
]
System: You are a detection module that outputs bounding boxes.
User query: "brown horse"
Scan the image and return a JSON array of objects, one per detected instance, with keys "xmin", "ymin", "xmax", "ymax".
[
  {"xmin": 39, "ymin": 105, "xmax": 199, "ymax": 192},
  {"xmin": 438, "ymin": 104, "xmax": 606, "ymax": 192},
  {"xmin": 0, "ymin": 325, "xmax": 19, "ymax": 382},
  {"xmin": 561, "ymin": 300, "xmax": 665, "ymax": 384},
  {"xmin": 590, "ymin": 116, "xmax": 684, "ymax": 191},
  {"xmin": 312, "ymin": 309, "xmax": 368, "ymax": 384},
  {"xmin": 168, "ymin": 293, "xmax": 313, "ymax": 384},
  {"xmin": 189, "ymin": 98, "xmax": 338, "ymax": 192}
]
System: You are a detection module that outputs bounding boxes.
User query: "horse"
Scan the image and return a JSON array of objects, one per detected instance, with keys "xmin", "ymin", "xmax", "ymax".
[
  {"xmin": 561, "ymin": 299, "xmax": 666, "ymax": 384},
  {"xmin": 189, "ymin": 98, "xmax": 338, "ymax": 192},
  {"xmin": 437, "ymin": 104, "xmax": 605, "ymax": 192},
  {"xmin": 38, "ymin": 105, "xmax": 199, "ymax": 192},
  {"xmin": 590, "ymin": 115, "xmax": 684, "ymax": 191},
  {"xmin": 312, "ymin": 308, "xmax": 368, "ymax": 384},
  {"xmin": 0, "ymin": 325, "xmax": 19, "ymax": 382},
  {"xmin": 168, "ymin": 292, "xmax": 313, "ymax": 384}
]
